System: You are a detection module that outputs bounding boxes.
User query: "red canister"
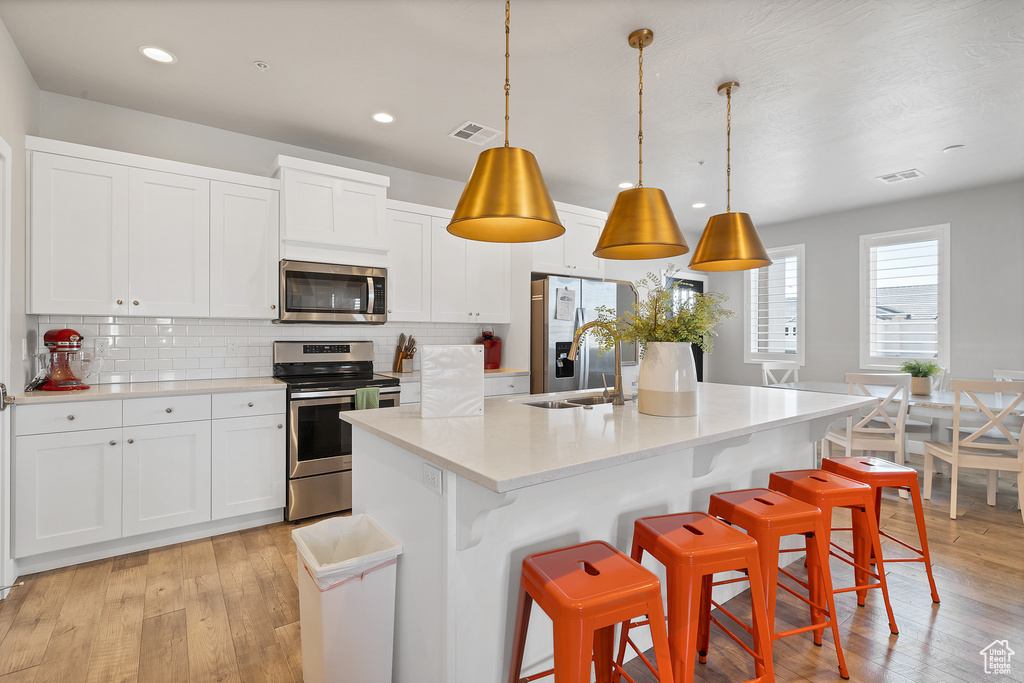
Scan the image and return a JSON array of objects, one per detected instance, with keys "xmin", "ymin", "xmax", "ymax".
[{"xmin": 475, "ymin": 328, "xmax": 502, "ymax": 370}]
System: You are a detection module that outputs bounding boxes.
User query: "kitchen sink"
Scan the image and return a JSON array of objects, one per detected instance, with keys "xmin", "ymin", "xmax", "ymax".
[
  {"xmin": 523, "ymin": 400, "xmax": 581, "ymax": 410},
  {"xmin": 565, "ymin": 395, "xmax": 615, "ymax": 406}
]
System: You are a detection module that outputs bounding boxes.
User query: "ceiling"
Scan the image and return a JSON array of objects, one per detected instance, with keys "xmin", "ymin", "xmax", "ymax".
[{"xmin": 2, "ymin": 0, "xmax": 1022, "ymax": 229}]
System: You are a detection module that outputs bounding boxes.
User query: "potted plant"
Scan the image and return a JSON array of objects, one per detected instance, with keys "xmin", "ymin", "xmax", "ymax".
[
  {"xmin": 900, "ymin": 360, "xmax": 941, "ymax": 396},
  {"xmin": 593, "ymin": 266, "xmax": 734, "ymax": 416}
]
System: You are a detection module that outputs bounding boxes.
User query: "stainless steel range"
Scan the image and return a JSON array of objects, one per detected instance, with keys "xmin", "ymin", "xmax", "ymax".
[{"xmin": 273, "ymin": 341, "xmax": 400, "ymax": 521}]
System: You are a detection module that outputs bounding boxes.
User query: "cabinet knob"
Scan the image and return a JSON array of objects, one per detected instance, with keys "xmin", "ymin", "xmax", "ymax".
[
  {"xmin": 277, "ymin": 424, "xmax": 283, "ymax": 429},
  {"xmin": 116, "ymin": 299, "xmax": 123, "ymax": 305},
  {"xmin": 67, "ymin": 414, "xmax": 75, "ymax": 421},
  {"xmin": 270, "ymin": 304, "xmax": 276, "ymax": 310},
  {"xmin": 248, "ymin": 402, "xmax": 254, "ymax": 407},
  {"xmin": 165, "ymin": 407, "xmax": 173, "ymax": 413},
  {"xmin": 127, "ymin": 438, "xmax": 134, "ymax": 444},
  {"xmin": 133, "ymin": 300, "xmax": 140, "ymax": 306},
  {"xmin": 475, "ymin": 312, "xmax": 480, "ymax": 316},
  {"xmin": 388, "ymin": 309, "xmax": 392, "ymax": 313},
  {"xmin": 109, "ymin": 440, "xmax": 116, "ymax": 446},
  {"xmin": 508, "ymin": 384, "xmax": 514, "ymax": 388}
]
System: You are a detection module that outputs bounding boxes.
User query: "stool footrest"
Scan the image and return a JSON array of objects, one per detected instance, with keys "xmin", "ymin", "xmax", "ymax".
[
  {"xmin": 617, "ymin": 621, "xmax": 660, "ymax": 683},
  {"xmin": 879, "ymin": 529, "xmax": 926, "ymax": 557},
  {"xmin": 709, "ymin": 613, "xmax": 764, "ymax": 663},
  {"xmin": 775, "ymin": 620, "xmax": 836, "ymax": 640}
]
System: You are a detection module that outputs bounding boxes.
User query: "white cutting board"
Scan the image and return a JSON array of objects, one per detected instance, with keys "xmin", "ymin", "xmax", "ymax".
[{"xmin": 419, "ymin": 345, "xmax": 484, "ymax": 419}]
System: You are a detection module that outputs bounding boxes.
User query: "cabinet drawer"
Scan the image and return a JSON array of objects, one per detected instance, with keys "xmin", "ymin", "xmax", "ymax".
[
  {"xmin": 122, "ymin": 394, "xmax": 211, "ymax": 426},
  {"xmin": 484, "ymin": 374, "xmax": 530, "ymax": 397},
  {"xmin": 212, "ymin": 390, "xmax": 286, "ymax": 419},
  {"xmin": 15, "ymin": 400, "xmax": 122, "ymax": 436}
]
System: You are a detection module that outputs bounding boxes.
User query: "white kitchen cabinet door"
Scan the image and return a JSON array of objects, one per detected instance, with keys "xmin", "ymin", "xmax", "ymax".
[
  {"xmin": 430, "ymin": 219, "xmax": 471, "ymax": 323},
  {"xmin": 28, "ymin": 153, "xmax": 130, "ymax": 316},
  {"xmin": 14, "ymin": 428, "xmax": 123, "ymax": 557},
  {"xmin": 467, "ymin": 239, "xmax": 510, "ymax": 324},
  {"xmin": 122, "ymin": 421, "xmax": 212, "ymax": 537},
  {"xmin": 210, "ymin": 181, "xmax": 280, "ymax": 318},
  {"xmin": 386, "ymin": 209, "xmax": 432, "ymax": 322},
  {"xmin": 530, "ymin": 205, "xmax": 605, "ymax": 278},
  {"xmin": 280, "ymin": 168, "xmax": 388, "ymax": 251},
  {"xmin": 128, "ymin": 169, "xmax": 211, "ymax": 317},
  {"xmin": 211, "ymin": 414, "xmax": 286, "ymax": 519}
]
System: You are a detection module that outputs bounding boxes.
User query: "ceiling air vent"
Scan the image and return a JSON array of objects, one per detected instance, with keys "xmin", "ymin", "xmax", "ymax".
[
  {"xmin": 876, "ymin": 169, "xmax": 925, "ymax": 184},
  {"xmin": 449, "ymin": 121, "xmax": 502, "ymax": 146}
]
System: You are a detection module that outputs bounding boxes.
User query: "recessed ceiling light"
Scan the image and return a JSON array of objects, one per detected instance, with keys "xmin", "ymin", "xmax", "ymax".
[
  {"xmin": 372, "ymin": 112, "xmax": 395, "ymax": 124},
  {"xmin": 139, "ymin": 46, "xmax": 176, "ymax": 64},
  {"xmin": 692, "ymin": 202, "xmax": 707, "ymax": 209},
  {"xmin": 942, "ymin": 144, "xmax": 966, "ymax": 153},
  {"xmin": 618, "ymin": 182, "xmax": 634, "ymax": 189}
]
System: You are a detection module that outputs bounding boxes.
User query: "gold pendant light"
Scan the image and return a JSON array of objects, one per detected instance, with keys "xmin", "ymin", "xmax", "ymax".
[
  {"xmin": 689, "ymin": 82, "xmax": 771, "ymax": 271},
  {"xmin": 446, "ymin": 0, "xmax": 564, "ymax": 243},
  {"xmin": 594, "ymin": 29, "xmax": 688, "ymax": 260}
]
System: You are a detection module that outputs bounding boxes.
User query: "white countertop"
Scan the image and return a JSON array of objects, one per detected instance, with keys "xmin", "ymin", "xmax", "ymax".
[
  {"xmin": 377, "ymin": 368, "xmax": 529, "ymax": 382},
  {"xmin": 342, "ymin": 382, "xmax": 874, "ymax": 493},
  {"xmin": 13, "ymin": 377, "xmax": 285, "ymax": 405}
]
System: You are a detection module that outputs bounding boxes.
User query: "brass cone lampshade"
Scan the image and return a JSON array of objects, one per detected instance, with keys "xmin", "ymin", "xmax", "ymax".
[
  {"xmin": 447, "ymin": 146, "xmax": 564, "ymax": 243},
  {"xmin": 446, "ymin": 0, "xmax": 563, "ymax": 243},
  {"xmin": 594, "ymin": 187, "xmax": 688, "ymax": 259},
  {"xmin": 594, "ymin": 28, "xmax": 688, "ymax": 260},
  {"xmin": 689, "ymin": 81, "xmax": 771, "ymax": 272},
  {"xmin": 688, "ymin": 211, "xmax": 770, "ymax": 271}
]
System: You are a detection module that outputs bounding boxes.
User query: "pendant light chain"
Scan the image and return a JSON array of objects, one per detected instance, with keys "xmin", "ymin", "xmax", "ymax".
[
  {"xmin": 504, "ymin": 0, "xmax": 510, "ymax": 148},
  {"xmin": 725, "ymin": 85, "xmax": 732, "ymax": 213},
  {"xmin": 637, "ymin": 42, "xmax": 644, "ymax": 188}
]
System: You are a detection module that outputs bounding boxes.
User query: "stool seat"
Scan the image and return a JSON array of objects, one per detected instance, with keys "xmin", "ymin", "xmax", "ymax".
[
  {"xmin": 710, "ymin": 488, "xmax": 821, "ymax": 530},
  {"xmin": 823, "ymin": 456, "xmax": 940, "ymax": 604},
  {"xmin": 769, "ymin": 469, "xmax": 872, "ymax": 506},
  {"xmin": 509, "ymin": 541, "xmax": 675, "ymax": 683},
  {"xmin": 617, "ymin": 512, "xmax": 774, "ymax": 683}
]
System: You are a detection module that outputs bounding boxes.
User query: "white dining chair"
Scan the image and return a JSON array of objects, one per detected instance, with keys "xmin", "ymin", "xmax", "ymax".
[
  {"xmin": 923, "ymin": 379, "xmax": 1024, "ymax": 522},
  {"xmin": 904, "ymin": 366, "xmax": 948, "ymax": 458},
  {"xmin": 761, "ymin": 360, "xmax": 800, "ymax": 386},
  {"xmin": 823, "ymin": 373, "xmax": 911, "ymax": 467},
  {"xmin": 994, "ymin": 369, "xmax": 1024, "ymax": 381}
]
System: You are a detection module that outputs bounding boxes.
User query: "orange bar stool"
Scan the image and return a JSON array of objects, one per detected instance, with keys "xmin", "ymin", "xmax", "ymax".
[
  {"xmin": 507, "ymin": 541, "xmax": 675, "ymax": 683},
  {"xmin": 768, "ymin": 470, "xmax": 899, "ymax": 636},
  {"xmin": 708, "ymin": 488, "xmax": 851, "ymax": 680},
  {"xmin": 614, "ymin": 512, "xmax": 774, "ymax": 683},
  {"xmin": 822, "ymin": 456, "xmax": 940, "ymax": 604}
]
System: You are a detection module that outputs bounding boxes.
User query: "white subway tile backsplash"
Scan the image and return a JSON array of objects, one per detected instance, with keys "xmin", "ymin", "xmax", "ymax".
[
  {"xmin": 130, "ymin": 348, "xmax": 158, "ymax": 360},
  {"xmin": 159, "ymin": 348, "xmax": 187, "ymax": 359},
  {"xmin": 130, "ymin": 324, "xmax": 159, "ymax": 336},
  {"xmin": 145, "ymin": 336, "xmax": 173, "ymax": 348},
  {"xmin": 172, "ymin": 358, "xmax": 200, "ymax": 370},
  {"xmin": 186, "ymin": 369, "xmax": 213, "ymax": 380},
  {"xmin": 145, "ymin": 359, "xmax": 173, "ymax": 371},
  {"xmin": 200, "ymin": 357, "xmax": 226, "ymax": 369},
  {"xmin": 186, "ymin": 347, "xmax": 213, "ymax": 358},
  {"xmin": 130, "ymin": 370, "xmax": 159, "ymax": 382},
  {"xmin": 114, "ymin": 359, "xmax": 145, "ymax": 371}
]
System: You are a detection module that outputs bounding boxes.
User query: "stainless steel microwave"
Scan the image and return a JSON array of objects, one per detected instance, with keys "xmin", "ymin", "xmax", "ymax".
[{"xmin": 278, "ymin": 260, "xmax": 387, "ymax": 324}]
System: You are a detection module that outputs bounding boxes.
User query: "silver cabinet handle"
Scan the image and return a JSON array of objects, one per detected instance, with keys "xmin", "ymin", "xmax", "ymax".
[
  {"xmin": 133, "ymin": 300, "xmax": 140, "ymax": 306},
  {"xmin": 109, "ymin": 440, "xmax": 117, "ymax": 446},
  {"xmin": 165, "ymin": 407, "xmax": 173, "ymax": 413},
  {"xmin": 248, "ymin": 402, "xmax": 254, "ymax": 407},
  {"xmin": 277, "ymin": 424, "xmax": 283, "ymax": 429},
  {"xmin": 0, "ymin": 383, "xmax": 11, "ymax": 411},
  {"xmin": 67, "ymin": 414, "xmax": 75, "ymax": 421},
  {"xmin": 270, "ymin": 304, "xmax": 276, "ymax": 310},
  {"xmin": 127, "ymin": 438, "xmax": 134, "ymax": 444},
  {"xmin": 117, "ymin": 299, "xmax": 123, "ymax": 305}
]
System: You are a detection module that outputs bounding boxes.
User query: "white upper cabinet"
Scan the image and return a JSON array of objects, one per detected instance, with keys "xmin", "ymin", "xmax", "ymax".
[
  {"xmin": 386, "ymin": 201, "xmax": 436, "ymax": 322},
  {"xmin": 128, "ymin": 169, "xmax": 210, "ymax": 317},
  {"xmin": 431, "ymin": 217, "xmax": 510, "ymax": 324},
  {"xmin": 210, "ymin": 181, "xmax": 280, "ymax": 318},
  {"xmin": 29, "ymin": 153, "xmax": 130, "ymax": 316},
  {"xmin": 27, "ymin": 138, "xmax": 279, "ymax": 318},
  {"xmin": 274, "ymin": 156, "xmax": 390, "ymax": 259},
  {"xmin": 531, "ymin": 202, "xmax": 607, "ymax": 278}
]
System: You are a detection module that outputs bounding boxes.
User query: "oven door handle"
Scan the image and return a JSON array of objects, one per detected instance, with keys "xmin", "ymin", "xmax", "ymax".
[
  {"xmin": 366, "ymin": 276, "xmax": 375, "ymax": 314},
  {"xmin": 290, "ymin": 386, "xmax": 401, "ymax": 400}
]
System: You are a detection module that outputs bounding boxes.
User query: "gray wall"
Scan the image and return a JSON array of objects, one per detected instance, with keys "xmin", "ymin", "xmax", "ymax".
[
  {"xmin": 0, "ymin": 20, "xmax": 39, "ymax": 388},
  {"xmin": 708, "ymin": 179, "xmax": 1024, "ymax": 385}
]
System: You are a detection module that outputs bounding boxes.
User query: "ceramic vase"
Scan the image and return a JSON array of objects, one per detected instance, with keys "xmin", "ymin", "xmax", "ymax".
[
  {"xmin": 637, "ymin": 342, "xmax": 699, "ymax": 417},
  {"xmin": 911, "ymin": 376, "xmax": 932, "ymax": 396}
]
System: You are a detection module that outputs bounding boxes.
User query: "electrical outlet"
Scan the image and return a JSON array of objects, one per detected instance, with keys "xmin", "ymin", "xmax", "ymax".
[
  {"xmin": 227, "ymin": 339, "xmax": 238, "ymax": 356},
  {"xmin": 422, "ymin": 463, "xmax": 443, "ymax": 495},
  {"xmin": 95, "ymin": 338, "xmax": 109, "ymax": 358}
]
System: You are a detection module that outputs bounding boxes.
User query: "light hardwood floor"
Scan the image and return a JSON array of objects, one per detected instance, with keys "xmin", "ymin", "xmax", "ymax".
[{"xmin": 0, "ymin": 464, "xmax": 1019, "ymax": 682}]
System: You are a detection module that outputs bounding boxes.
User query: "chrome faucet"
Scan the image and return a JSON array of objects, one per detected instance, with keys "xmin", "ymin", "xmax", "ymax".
[{"xmin": 567, "ymin": 321, "xmax": 624, "ymax": 405}]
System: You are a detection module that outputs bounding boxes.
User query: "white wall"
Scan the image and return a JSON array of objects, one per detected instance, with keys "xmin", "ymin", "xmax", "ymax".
[
  {"xmin": 708, "ymin": 179, "xmax": 1024, "ymax": 385},
  {"xmin": 0, "ymin": 20, "xmax": 39, "ymax": 388}
]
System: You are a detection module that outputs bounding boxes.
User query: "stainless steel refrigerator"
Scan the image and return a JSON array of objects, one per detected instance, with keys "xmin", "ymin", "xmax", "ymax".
[{"xmin": 530, "ymin": 276, "xmax": 637, "ymax": 394}]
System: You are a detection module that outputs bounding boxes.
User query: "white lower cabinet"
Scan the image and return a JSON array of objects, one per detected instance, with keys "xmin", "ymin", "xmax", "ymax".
[
  {"xmin": 122, "ymin": 421, "xmax": 212, "ymax": 537},
  {"xmin": 212, "ymin": 414, "xmax": 286, "ymax": 519},
  {"xmin": 14, "ymin": 428, "xmax": 123, "ymax": 557}
]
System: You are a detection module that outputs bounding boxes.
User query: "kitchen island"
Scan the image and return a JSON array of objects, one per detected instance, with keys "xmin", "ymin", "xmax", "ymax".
[{"xmin": 342, "ymin": 382, "xmax": 873, "ymax": 683}]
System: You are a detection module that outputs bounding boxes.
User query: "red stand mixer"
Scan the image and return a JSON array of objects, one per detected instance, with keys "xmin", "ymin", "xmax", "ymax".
[{"xmin": 34, "ymin": 328, "xmax": 101, "ymax": 391}]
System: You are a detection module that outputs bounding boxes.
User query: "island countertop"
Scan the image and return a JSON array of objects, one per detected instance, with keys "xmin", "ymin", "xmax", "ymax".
[{"xmin": 341, "ymin": 382, "xmax": 874, "ymax": 493}]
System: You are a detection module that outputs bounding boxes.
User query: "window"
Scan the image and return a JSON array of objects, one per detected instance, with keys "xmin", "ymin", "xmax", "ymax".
[
  {"xmin": 860, "ymin": 224, "xmax": 949, "ymax": 370},
  {"xmin": 744, "ymin": 244, "xmax": 805, "ymax": 364}
]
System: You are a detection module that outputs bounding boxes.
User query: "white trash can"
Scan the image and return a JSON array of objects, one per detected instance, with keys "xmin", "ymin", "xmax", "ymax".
[{"xmin": 292, "ymin": 514, "xmax": 403, "ymax": 683}]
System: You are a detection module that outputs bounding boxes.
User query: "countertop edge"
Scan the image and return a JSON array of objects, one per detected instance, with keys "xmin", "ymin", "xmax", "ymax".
[{"xmin": 13, "ymin": 377, "xmax": 287, "ymax": 405}]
